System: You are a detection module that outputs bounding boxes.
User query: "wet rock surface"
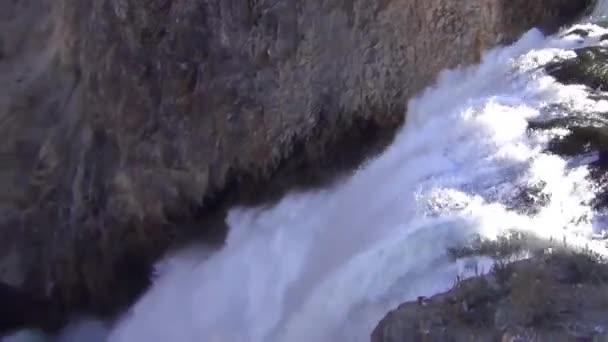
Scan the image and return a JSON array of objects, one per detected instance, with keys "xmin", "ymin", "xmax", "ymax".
[
  {"xmin": 546, "ymin": 46, "xmax": 608, "ymax": 90},
  {"xmin": 539, "ymin": 44, "xmax": 608, "ymax": 213},
  {"xmin": 0, "ymin": 0, "xmax": 593, "ymax": 330}
]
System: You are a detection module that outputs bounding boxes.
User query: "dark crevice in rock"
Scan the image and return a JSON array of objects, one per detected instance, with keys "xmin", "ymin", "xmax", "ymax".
[{"xmin": 202, "ymin": 110, "xmax": 403, "ymax": 210}]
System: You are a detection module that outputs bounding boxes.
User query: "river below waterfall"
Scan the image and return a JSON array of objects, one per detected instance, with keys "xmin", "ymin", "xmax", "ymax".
[{"xmin": 7, "ymin": 2, "xmax": 608, "ymax": 342}]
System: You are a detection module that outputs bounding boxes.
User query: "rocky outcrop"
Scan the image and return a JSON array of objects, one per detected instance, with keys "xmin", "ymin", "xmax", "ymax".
[
  {"xmin": 546, "ymin": 45, "xmax": 608, "ymax": 90},
  {"xmin": 0, "ymin": 0, "xmax": 593, "ymax": 326},
  {"xmin": 372, "ymin": 251, "xmax": 608, "ymax": 342},
  {"xmin": 537, "ymin": 41, "xmax": 608, "ymax": 209}
]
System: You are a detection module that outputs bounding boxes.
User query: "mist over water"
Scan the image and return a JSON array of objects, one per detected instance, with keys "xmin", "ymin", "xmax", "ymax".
[{"xmin": 7, "ymin": 3, "xmax": 608, "ymax": 342}]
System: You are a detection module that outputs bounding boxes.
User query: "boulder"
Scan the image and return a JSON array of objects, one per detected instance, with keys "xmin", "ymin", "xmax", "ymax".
[
  {"xmin": 0, "ymin": 0, "xmax": 593, "ymax": 327},
  {"xmin": 546, "ymin": 46, "xmax": 608, "ymax": 90},
  {"xmin": 372, "ymin": 251, "xmax": 608, "ymax": 342},
  {"xmin": 536, "ymin": 45, "xmax": 608, "ymax": 210}
]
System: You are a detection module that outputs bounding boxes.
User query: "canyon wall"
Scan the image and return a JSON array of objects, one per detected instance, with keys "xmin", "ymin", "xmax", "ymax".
[{"xmin": 0, "ymin": 0, "xmax": 591, "ymax": 325}]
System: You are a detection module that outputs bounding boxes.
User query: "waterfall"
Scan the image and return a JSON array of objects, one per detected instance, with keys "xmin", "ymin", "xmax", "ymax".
[{"xmin": 6, "ymin": 4, "xmax": 608, "ymax": 342}]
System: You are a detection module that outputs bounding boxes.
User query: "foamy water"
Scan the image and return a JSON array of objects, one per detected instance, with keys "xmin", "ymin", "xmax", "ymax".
[{"xmin": 6, "ymin": 4, "xmax": 608, "ymax": 342}]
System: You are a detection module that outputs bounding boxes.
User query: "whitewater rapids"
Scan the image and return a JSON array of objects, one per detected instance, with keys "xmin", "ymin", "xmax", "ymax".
[{"xmin": 7, "ymin": 3, "xmax": 608, "ymax": 342}]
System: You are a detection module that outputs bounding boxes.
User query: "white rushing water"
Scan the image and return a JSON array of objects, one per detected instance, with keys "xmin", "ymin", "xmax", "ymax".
[{"xmin": 6, "ymin": 4, "xmax": 608, "ymax": 342}]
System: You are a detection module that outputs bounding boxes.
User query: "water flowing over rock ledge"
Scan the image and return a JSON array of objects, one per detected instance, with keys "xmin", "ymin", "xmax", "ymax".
[
  {"xmin": 372, "ymin": 20, "xmax": 608, "ymax": 342},
  {"xmin": 0, "ymin": 0, "xmax": 593, "ymax": 333}
]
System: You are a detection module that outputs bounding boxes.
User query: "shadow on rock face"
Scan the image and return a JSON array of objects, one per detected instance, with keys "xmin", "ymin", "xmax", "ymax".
[
  {"xmin": 498, "ymin": 0, "xmax": 593, "ymax": 37},
  {"xmin": 0, "ymin": 282, "xmax": 62, "ymax": 336}
]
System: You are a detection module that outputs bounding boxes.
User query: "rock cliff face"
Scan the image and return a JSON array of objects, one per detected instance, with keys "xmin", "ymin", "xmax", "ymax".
[{"xmin": 0, "ymin": 0, "xmax": 592, "ymax": 325}]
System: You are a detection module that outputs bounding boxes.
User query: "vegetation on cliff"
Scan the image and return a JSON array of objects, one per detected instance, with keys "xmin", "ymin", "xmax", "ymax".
[{"xmin": 373, "ymin": 232, "xmax": 608, "ymax": 342}]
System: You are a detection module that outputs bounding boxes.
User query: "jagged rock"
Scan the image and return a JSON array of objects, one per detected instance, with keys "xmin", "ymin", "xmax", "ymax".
[
  {"xmin": 534, "ymin": 48, "xmax": 608, "ymax": 211},
  {"xmin": 372, "ymin": 252, "xmax": 608, "ymax": 342},
  {"xmin": 0, "ymin": 0, "xmax": 593, "ymax": 329},
  {"xmin": 546, "ymin": 46, "xmax": 608, "ymax": 90},
  {"xmin": 562, "ymin": 28, "xmax": 592, "ymax": 37},
  {"xmin": 540, "ymin": 46, "xmax": 608, "ymax": 164}
]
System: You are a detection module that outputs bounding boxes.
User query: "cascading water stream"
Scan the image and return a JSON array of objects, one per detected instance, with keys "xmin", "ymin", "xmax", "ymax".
[
  {"xmin": 6, "ymin": 3, "xmax": 608, "ymax": 342},
  {"xmin": 592, "ymin": 0, "xmax": 608, "ymax": 17}
]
